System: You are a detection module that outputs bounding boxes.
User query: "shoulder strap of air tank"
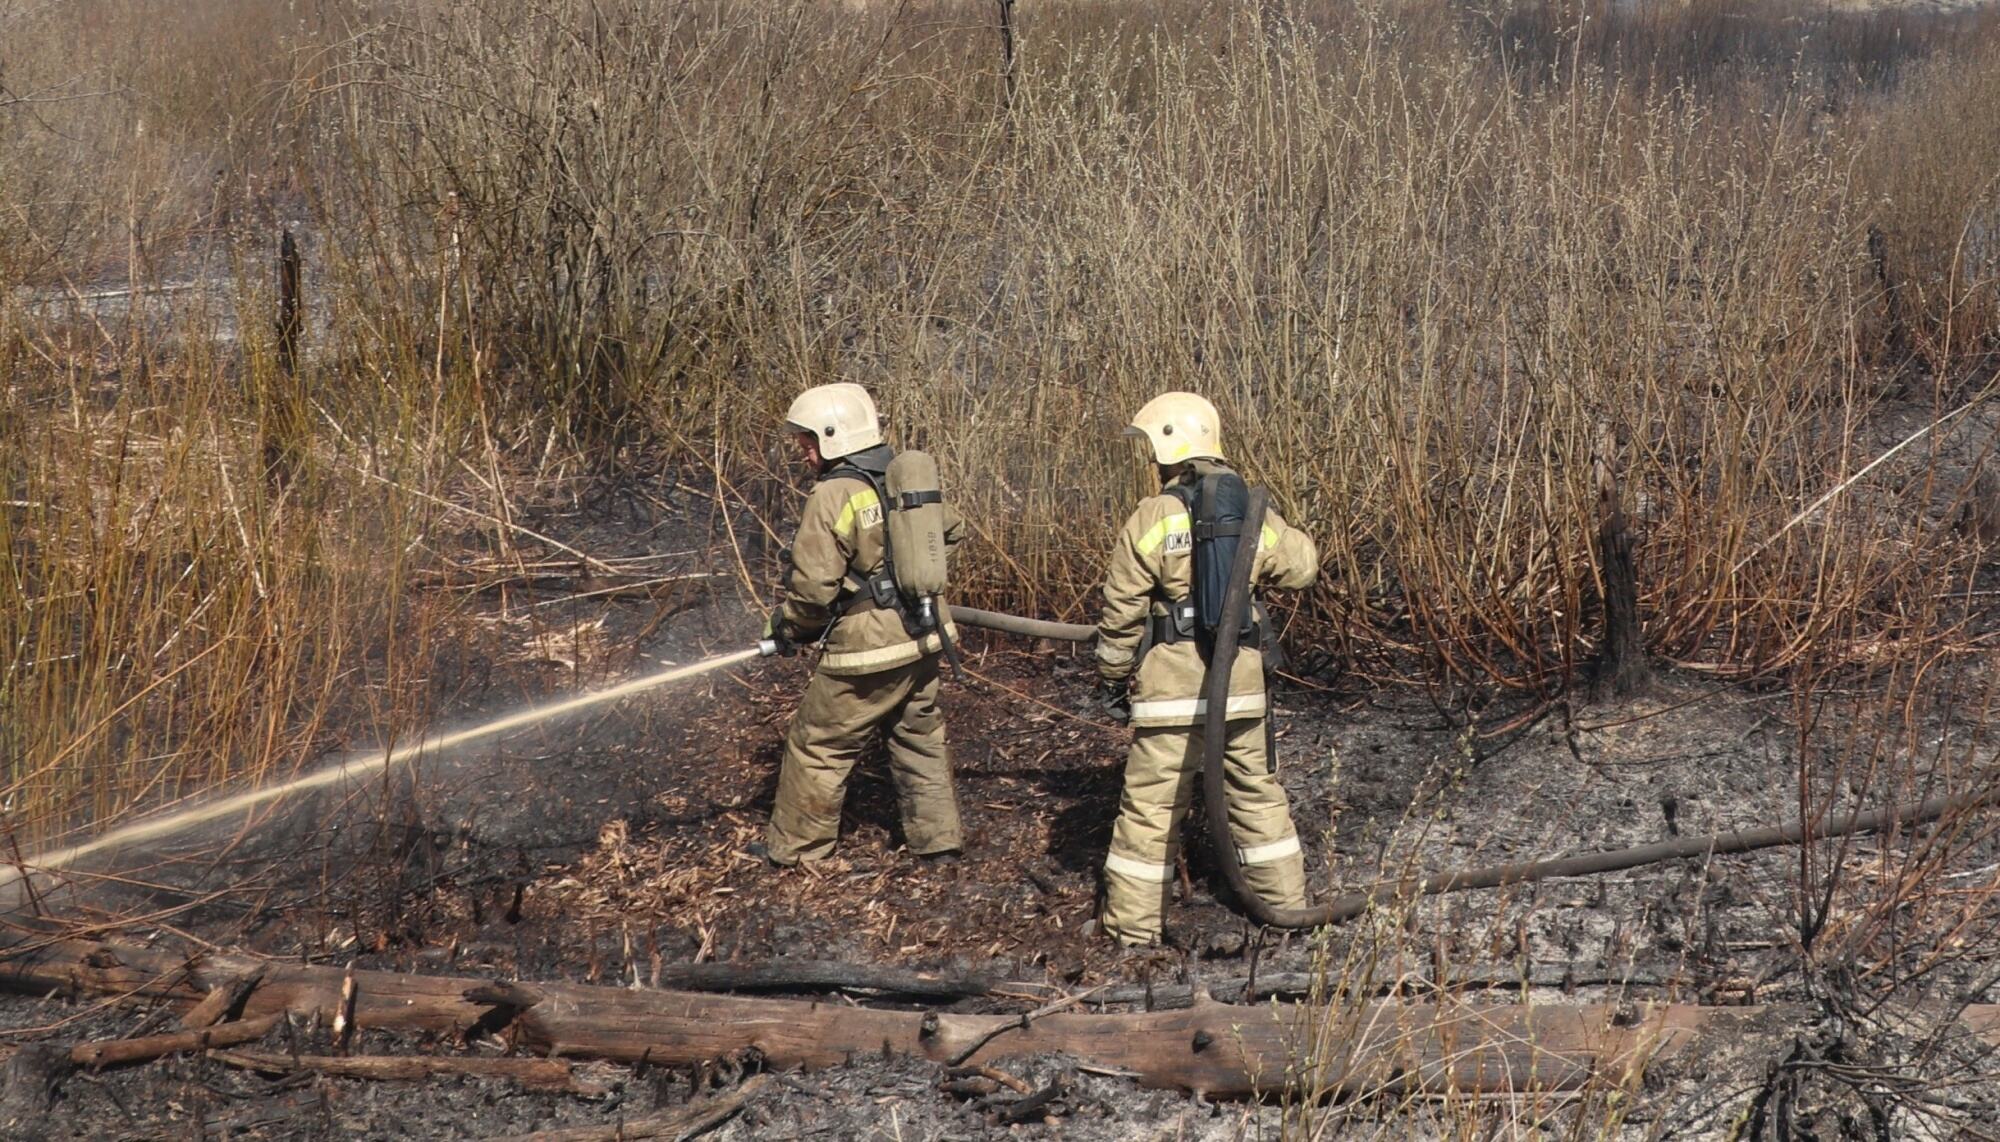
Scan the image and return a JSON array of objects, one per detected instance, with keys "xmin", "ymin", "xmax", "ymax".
[
  {"xmin": 849, "ymin": 466, "xmax": 898, "ymax": 585},
  {"xmin": 818, "ymin": 462, "xmax": 876, "ymax": 491},
  {"xmin": 815, "ymin": 464, "xmax": 897, "ymax": 619}
]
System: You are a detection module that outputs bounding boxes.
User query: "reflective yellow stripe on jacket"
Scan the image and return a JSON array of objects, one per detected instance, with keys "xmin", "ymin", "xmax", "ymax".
[
  {"xmin": 817, "ymin": 623, "xmax": 960, "ymax": 673},
  {"xmin": 1134, "ymin": 513, "xmax": 1280, "ymax": 559},
  {"xmin": 832, "ymin": 487, "xmax": 882, "ymax": 540},
  {"xmin": 1135, "ymin": 512, "xmax": 1189, "ymax": 557}
]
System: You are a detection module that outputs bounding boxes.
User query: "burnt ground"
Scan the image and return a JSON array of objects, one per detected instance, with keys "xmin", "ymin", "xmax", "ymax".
[{"xmin": 3, "ymin": 452, "xmax": 1998, "ymax": 1139}]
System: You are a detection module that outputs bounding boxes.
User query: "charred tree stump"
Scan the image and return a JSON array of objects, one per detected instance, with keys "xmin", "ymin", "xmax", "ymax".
[
  {"xmin": 276, "ymin": 229, "xmax": 301, "ymax": 377},
  {"xmin": 1591, "ymin": 424, "xmax": 1650, "ymax": 698},
  {"xmin": 995, "ymin": 0, "xmax": 1017, "ymax": 130},
  {"xmin": 263, "ymin": 228, "xmax": 305, "ymax": 487},
  {"xmin": 1956, "ymin": 467, "xmax": 2000, "ymax": 550},
  {"xmin": 1867, "ymin": 223, "xmax": 1911, "ymax": 367}
]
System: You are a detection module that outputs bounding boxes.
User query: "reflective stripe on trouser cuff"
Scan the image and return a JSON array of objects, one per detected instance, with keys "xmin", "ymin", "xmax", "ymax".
[
  {"xmin": 1104, "ymin": 851, "xmax": 1172, "ymax": 882},
  {"xmin": 1238, "ymin": 834, "xmax": 1301, "ymax": 865},
  {"xmin": 1127, "ymin": 694, "xmax": 1266, "ymax": 722},
  {"xmin": 817, "ymin": 624, "xmax": 958, "ymax": 673}
]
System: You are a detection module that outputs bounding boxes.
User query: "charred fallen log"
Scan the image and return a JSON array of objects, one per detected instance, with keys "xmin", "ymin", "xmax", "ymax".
[
  {"xmin": 71, "ymin": 1014, "xmax": 280, "ymax": 1068},
  {"xmin": 1315, "ymin": 788, "xmax": 1999, "ymax": 924},
  {"xmin": 1079, "ymin": 965, "xmax": 1696, "ymax": 1009},
  {"xmin": 178, "ymin": 966, "xmax": 267, "ymax": 1029},
  {"xmin": 561, "ymin": 957, "xmax": 1690, "ymax": 1007},
  {"xmin": 10, "ymin": 938, "xmax": 1997, "ymax": 1100},
  {"xmin": 649, "ymin": 959, "xmax": 997, "ymax": 1000},
  {"xmin": 0, "ymin": 936, "xmax": 1790, "ymax": 1098},
  {"xmin": 210, "ymin": 1049, "xmax": 610, "ymax": 1096}
]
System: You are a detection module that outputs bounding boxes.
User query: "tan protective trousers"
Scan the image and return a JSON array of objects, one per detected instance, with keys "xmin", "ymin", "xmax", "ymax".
[
  {"xmin": 765, "ymin": 657, "xmax": 963, "ymax": 865},
  {"xmin": 1100, "ymin": 717, "xmax": 1307, "ymax": 946}
]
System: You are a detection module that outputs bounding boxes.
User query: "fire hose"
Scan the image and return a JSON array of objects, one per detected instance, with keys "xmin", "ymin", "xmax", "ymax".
[
  {"xmin": 947, "ymin": 500, "xmax": 2000, "ymax": 931},
  {"xmin": 944, "ymin": 607, "xmax": 1098, "ymax": 644},
  {"xmin": 757, "ymin": 607, "xmax": 1095, "ymax": 658}
]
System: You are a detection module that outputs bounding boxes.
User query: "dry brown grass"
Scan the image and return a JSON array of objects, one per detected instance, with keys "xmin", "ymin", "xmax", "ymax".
[{"xmin": 0, "ymin": 307, "xmax": 474, "ymax": 844}]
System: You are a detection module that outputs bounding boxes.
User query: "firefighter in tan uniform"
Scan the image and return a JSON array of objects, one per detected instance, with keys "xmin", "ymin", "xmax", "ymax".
[
  {"xmin": 754, "ymin": 383, "xmax": 966, "ymax": 867},
  {"xmin": 1093, "ymin": 393, "xmax": 1319, "ymax": 945}
]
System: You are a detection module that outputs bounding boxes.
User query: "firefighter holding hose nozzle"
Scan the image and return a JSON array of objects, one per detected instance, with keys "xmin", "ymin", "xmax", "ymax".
[
  {"xmin": 1090, "ymin": 393, "xmax": 1320, "ymax": 947},
  {"xmin": 752, "ymin": 383, "xmax": 967, "ymax": 868}
]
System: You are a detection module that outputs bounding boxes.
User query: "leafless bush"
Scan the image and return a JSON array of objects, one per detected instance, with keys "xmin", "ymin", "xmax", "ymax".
[{"xmin": 321, "ymin": 0, "xmax": 965, "ymax": 438}]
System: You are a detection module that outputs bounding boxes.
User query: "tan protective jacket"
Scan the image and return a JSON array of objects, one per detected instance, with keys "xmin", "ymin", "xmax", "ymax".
[
  {"xmin": 1096, "ymin": 465, "xmax": 1318, "ymax": 727},
  {"xmin": 780, "ymin": 466, "xmax": 965, "ymax": 677}
]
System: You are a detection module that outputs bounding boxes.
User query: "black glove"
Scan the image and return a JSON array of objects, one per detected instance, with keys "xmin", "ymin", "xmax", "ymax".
[
  {"xmin": 1097, "ymin": 677, "xmax": 1131, "ymax": 725},
  {"xmin": 764, "ymin": 607, "xmax": 800, "ymax": 657}
]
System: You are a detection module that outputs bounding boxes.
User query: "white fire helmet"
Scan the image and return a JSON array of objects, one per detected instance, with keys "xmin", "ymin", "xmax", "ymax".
[
  {"xmin": 784, "ymin": 382, "xmax": 883, "ymax": 461},
  {"xmin": 1124, "ymin": 391, "xmax": 1224, "ymax": 465}
]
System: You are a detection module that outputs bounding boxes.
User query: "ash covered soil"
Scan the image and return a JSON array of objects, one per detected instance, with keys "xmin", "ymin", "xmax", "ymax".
[{"xmin": 4, "ymin": 466, "xmax": 1997, "ymax": 1139}]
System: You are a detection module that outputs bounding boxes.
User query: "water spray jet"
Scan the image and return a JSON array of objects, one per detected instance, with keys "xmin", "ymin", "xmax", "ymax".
[
  {"xmin": 0, "ymin": 609, "xmax": 1082, "ymax": 906},
  {"xmin": 0, "ymin": 645, "xmax": 766, "ymax": 899}
]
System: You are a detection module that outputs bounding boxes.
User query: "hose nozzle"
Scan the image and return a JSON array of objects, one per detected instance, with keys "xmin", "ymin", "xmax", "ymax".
[{"xmin": 758, "ymin": 639, "xmax": 781, "ymax": 657}]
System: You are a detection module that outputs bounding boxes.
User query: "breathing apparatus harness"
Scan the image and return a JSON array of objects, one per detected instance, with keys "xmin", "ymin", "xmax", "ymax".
[
  {"xmin": 819, "ymin": 450, "xmax": 966, "ymax": 679},
  {"xmin": 1140, "ymin": 466, "xmax": 1271, "ymax": 665}
]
